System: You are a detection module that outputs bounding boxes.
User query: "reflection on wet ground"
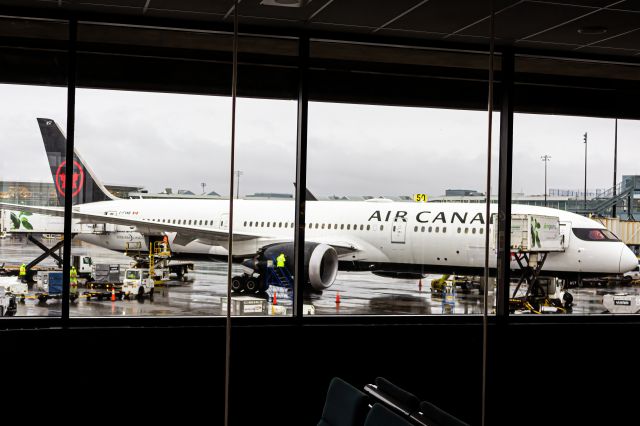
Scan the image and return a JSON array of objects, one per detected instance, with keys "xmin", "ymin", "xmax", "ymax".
[{"xmin": 1, "ymin": 238, "xmax": 636, "ymax": 317}]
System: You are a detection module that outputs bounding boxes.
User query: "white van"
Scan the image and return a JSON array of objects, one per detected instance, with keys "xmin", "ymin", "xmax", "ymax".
[{"xmin": 122, "ymin": 268, "xmax": 154, "ymax": 299}]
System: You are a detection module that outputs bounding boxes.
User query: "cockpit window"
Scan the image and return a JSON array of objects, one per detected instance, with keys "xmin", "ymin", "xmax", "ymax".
[{"xmin": 572, "ymin": 228, "xmax": 619, "ymax": 242}]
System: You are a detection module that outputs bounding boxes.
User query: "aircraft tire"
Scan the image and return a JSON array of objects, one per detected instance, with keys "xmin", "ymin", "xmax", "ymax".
[
  {"xmin": 563, "ymin": 292, "xmax": 573, "ymax": 307},
  {"xmin": 231, "ymin": 276, "xmax": 244, "ymax": 293},
  {"xmin": 245, "ymin": 279, "xmax": 258, "ymax": 293}
]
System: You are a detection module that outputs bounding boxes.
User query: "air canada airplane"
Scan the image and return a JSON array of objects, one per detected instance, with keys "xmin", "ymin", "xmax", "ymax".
[{"xmin": 1, "ymin": 118, "xmax": 637, "ymax": 293}]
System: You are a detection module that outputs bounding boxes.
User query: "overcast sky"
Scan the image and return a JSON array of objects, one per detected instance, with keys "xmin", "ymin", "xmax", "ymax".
[{"xmin": 1, "ymin": 83, "xmax": 638, "ymax": 198}]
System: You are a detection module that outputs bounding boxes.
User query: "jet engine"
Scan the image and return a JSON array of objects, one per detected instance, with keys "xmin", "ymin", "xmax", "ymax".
[{"xmin": 242, "ymin": 242, "xmax": 339, "ymax": 291}]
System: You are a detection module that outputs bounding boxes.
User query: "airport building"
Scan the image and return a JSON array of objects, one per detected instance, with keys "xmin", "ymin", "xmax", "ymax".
[
  {"xmin": 0, "ymin": 180, "xmax": 143, "ymax": 205},
  {"xmin": 2, "ymin": 2, "xmax": 640, "ymax": 426}
]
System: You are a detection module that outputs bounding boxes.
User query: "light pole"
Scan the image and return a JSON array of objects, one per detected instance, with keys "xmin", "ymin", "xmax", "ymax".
[
  {"xmin": 201, "ymin": 182, "xmax": 206, "ymax": 195},
  {"xmin": 613, "ymin": 119, "xmax": 618, "ymax": 218},
  {"xmin": 583, "ymin": 132, "xmax": 588, "ymax": 211},
  {"xmin": 541, "ymin": 155, "xmax": 551, "ymax": 206},
  {"xmin": 234, "ymin": 170, "xmax": 243, "ymax": 199}
]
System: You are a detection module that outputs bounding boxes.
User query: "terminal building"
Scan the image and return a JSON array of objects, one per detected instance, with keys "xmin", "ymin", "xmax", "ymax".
[{"xmin": 1, "ymin": 2, "xmax": 640, "ymax": 425}]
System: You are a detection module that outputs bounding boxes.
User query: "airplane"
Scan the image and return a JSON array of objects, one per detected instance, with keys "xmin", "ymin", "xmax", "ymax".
[{"xmin": 0, "ymin": 118, "xmax": 637, "ymax": 295}]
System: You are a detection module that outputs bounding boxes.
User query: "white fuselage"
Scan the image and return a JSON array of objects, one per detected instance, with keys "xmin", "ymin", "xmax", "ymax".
[{"xmin": 73, "ymin": 199, "xmax": 638, "ymax": 275}]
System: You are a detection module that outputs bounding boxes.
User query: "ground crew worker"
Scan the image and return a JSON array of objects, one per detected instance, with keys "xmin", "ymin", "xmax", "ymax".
[
  {"xmin": 19, "ymin": 263, "xmax": 26, "ymax": 282},
  {"xmin": 70, "ymin": 266, "xmax": 78, "ymax": 296},
  {"xmin": 276, "ymin": 252, "xmax": 286, "ymax": 269},
  {"xmin": 162, "ymin": 235, "xmax": 169, "ymax": 253}
]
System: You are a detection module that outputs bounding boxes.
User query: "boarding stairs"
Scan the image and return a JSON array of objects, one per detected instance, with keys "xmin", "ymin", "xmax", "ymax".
[
  {"xmin": 265, "ymin": 257, "xmax": 294, "ymax": 299},
  {"xmin": 573, "ymin": 178, "xmax": 637, "ymax": 217}
]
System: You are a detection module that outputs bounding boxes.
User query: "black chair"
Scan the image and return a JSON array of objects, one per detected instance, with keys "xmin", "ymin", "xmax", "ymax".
[
  {"xmin": 364, "ymin": 403, "xmax": 414, "ymax": 426},
  {"xmin": 416, "ymin": 401, "xmax": 469, "ymax": 426},
  {"xmin": 375, "ymin": 377, "xmax": 420, "ymax": 414},
  {"xmin": 364, "ymin": 377, "xmax": 420, "ymax": 417},
  {"xmin": 318, "ymin": 377, "xmax": 369, "ymax": 426}
]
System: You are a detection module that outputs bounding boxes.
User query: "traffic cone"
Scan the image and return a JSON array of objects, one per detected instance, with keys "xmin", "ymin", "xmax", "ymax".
[
  {"xmin": 272, "ymin": 291, "xmax": 277, "ymax": 305},
  {"xmin": 335, "ymin": 291, "xmax": 341, "ymax": 305},
  {"xmin": 111, "ymin": 287, "xmax": 116, "ymax": 301}
]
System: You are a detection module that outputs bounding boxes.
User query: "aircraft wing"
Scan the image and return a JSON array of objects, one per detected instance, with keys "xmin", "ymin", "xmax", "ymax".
[
  {"xmin": 307, "ymin": 237, "xmax": 361, "ymax": 256},
  {"xmin": 0, "ymin": 202, "xmax": 255, "ymax": 242}
]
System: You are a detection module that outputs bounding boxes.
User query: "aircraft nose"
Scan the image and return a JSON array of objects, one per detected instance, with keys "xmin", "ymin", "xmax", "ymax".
[{"xmin": 619, "ymin": 245, "xmax": 638, "ymax": 273}]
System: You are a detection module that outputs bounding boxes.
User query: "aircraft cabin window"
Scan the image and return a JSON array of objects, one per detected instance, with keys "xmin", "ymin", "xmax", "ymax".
[
  {"xmin": 272, "ymin": 222, "xmax": 276, "ymax": 227},
  {"xmin": 380, "ymin": 225, "xmax": 384, "ymax": 231},
  {"xmin": 457, "ymin": 227, "xmax": 461, "ymax": 233},
  {"xmin": 436, "ymin": 227, "xmax": 439, "ymax": 233},
  {"xmin": 267, "ymin": 222, "xmax": 270, "ymax": 227},
  {"xmin": 244, "ymin": 221, "xmax": 247, "ymax": 226},
  {"xmin": 290, "ymin": 223, "xmax": 294, "ymax": 228},
  {"xmin": 428, "ymin": 226, "xmax": 432, "ymax": 232},
  {"xmin": 472, "ymin": 228, "xmax": 476, "ymax": 234},
  {"xmin": 178, "ymin": 220, "xmax": 181, "ymax": 224},
  {"xmin": 322, "ymin": 224, "xmax": 325, "ymax": 229},
  {"xmin": 261, "ymin": 222, "xmax": 264, "ymax": 227},
  {"xmin": 366, "ymin": 225, "xmax": 370, "ymax": 231},
  {"xmin": 414, "ymin": 226, "xmax": 418, "ymax": 232},
  {"xmin": 309, "ymin": 223, "xmax": 313, "ymax": 229},
  {"xmin": 443, "ymin": 227, "xmax": 447, "ymax": 233},
  {"xmin": 359, "ymin": 225, "xmax": 364, "ymax": 231},
  {"xmin": 421, "ymin": 226, "xmax": 425, "ymax": 232},
  {"xmin": 284, "ymin": 223, "xmax": 287, "ymax": 228},
  {"xmin": 464, "ymin": 228, "xmax": 469, "ymax": 234},
  {"xmin": 279, "ymin": 222, "xmax": 282, "ymax": 228},
  {"xmin": 479, "ymin": 228, "xmax": 483, "ymax": 234},
  {"xmin": 341, "ymin": 224, "xmax": 344, "ymax": 230},
  {"xmin": 347, "ymin": 225, "xmax": 351, "ymax": 230},
  {"xmin": 315, "ymin": 223, "xmax": 319, "ymax": 229}
]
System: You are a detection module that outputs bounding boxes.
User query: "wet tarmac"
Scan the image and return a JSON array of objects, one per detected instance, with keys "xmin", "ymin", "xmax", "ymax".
[{"xmin": 1, "ymin": 237, "xmax": 637, "ymax": 317}]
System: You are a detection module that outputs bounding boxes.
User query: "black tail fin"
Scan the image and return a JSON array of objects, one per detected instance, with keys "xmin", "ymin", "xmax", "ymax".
[{"xmin": 37, "ymin": 118, "xmax": 116, "ymax": 205}]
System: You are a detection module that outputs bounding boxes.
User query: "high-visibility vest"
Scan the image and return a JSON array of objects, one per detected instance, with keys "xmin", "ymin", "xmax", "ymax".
[
  {"xmin": 70, "ymin": 267, "xmax": 78, "ymax": 284},
  {"xmin": 276, "ymin": 254, "xmax": 286, "ymax": 268},
  {"xmin": 19, "ymin": 264, "xmax": 26, "ymax": 276}
]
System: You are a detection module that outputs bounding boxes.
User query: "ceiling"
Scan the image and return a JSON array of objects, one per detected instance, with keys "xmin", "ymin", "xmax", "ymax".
[{"xmin": 1, "ymin": 0, "xmax": 639, "ymax": 59}]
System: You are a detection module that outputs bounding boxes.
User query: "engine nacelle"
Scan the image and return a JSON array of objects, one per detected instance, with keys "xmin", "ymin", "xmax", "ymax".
[{"xmin": 243, "ymin": 242, "xmax": 339, "ymax": 291}]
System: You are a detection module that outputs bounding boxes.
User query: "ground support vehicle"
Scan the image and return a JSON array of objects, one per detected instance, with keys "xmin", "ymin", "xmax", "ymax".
[
  {"xmin": 122, "ymin": 268, "xmax": 154, "ymax": 300},
  {"xmin": 34, "ymin": 271, "xmax": 78, "ymax": 303},
  {"xmin": 0, "ymin": 287, "xmax": 17, "ymax": 316}
]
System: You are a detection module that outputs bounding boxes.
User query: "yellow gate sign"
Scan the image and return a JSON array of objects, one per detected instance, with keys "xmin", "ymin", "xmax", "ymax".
[{"xmin": 413, "ymin": 194, "xmax": 428, "ymax": 202}]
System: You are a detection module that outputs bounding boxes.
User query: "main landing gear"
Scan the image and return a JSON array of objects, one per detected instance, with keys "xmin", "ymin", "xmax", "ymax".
[{"xmin": 231, "ymin": 274, "xmax": 269, "ymax": 294}]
